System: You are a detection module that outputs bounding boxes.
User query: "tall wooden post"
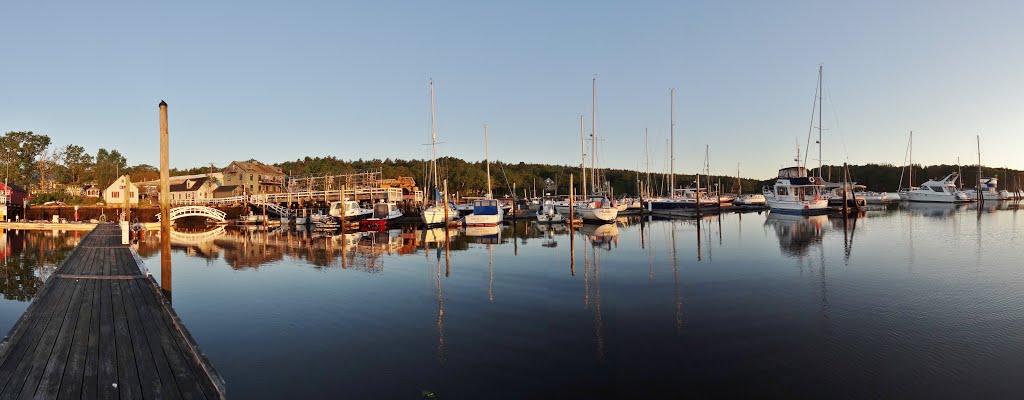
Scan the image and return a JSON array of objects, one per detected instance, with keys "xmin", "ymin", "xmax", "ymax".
[
  {"xmin": 122, "ymin": 175, "xmax": 131, "ymax": 223},
  {"xmin": 569, "ymin": 174, "xmax": 575, "ymax": 224},
  {"xmin": 443, "ymin": 179, "xmax": 450, "ymax": 226},
  {"xmin": 159, "ymin": 101, "xmax": 172, "ymax": 299}
]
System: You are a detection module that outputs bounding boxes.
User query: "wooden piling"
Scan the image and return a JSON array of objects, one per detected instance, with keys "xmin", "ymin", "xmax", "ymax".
[{"xmin": 159, "ymin": 101, "xmax": 171, "ymax": 297}]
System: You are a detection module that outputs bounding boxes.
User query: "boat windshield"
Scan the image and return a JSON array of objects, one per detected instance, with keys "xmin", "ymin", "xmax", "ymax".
[{"xmin": 373, "ymin": 203, "xmax": 391, "ymax": 218}]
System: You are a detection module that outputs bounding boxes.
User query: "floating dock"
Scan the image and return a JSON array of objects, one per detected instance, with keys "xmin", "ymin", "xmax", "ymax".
[{"xmin": 0, "ymin": 224, "xmax": 225, "ymax": 399}]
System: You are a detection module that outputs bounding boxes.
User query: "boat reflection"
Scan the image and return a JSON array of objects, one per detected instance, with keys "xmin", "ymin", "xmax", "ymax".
[
  {"xmin": 579, "ymin": 223, "xmax": 618, "ymax": 248},
  {"xmin": 901, "ymin": 202, "xmax": 968, "ymax": 217},
  {"xmin": 764, "ymin": 212, "xmax": 828, "ymax": 257},
  {"xmin": 464, "ymin": 225, "xmax": 501, "ymax": 244}
]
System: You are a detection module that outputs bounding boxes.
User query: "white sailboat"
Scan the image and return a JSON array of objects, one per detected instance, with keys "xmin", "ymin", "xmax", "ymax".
[
  {"xmin": 575, "ymin": 78, "xmax": 618, "ymax": 224},
  {"xmin": 464, "ymin": 124, "xmax": 504, "ymax": 227},
  {"xmin": 897, "ymin": 131, "xmax": 917, "ymax": 200},
  {"xmin": 421, "ymin": 79, "xmax": 459, "ymax": 226}
]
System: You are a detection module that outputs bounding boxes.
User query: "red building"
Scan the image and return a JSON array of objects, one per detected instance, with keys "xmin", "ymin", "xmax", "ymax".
[{"xmin": 0, "ymin": 182, "xmax": 28, "ymax": 221}]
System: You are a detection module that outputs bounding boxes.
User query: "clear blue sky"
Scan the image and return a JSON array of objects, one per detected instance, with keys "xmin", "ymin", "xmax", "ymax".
[{"xmin": 2, "ymin": 0, "xmax": 1022, "ymax": 179}]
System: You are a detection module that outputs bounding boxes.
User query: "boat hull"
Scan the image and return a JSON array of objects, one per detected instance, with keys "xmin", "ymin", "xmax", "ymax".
[
  {"xmin": 578, "ymin": 206, "xmax": 618, "ymax": 223},
  {"xmin": 766, "ymin": 198, "xmax": 829, "ymax": 215},
  {"xmin": 906, "ymin": 192, "xmax": 971, "ymax": 203},
  {"xmin": 464, "ymin": 213, "xmax": 503, "ymax": 227},
  {"xmin": 421, "ymin": 206, "xmax": 459, "ymax": 226}
]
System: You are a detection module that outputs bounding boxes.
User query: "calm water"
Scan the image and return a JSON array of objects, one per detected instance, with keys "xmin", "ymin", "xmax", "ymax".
[{"xmin": 4, "ymin": 202, "xmax": 1024, "ymax": 398}]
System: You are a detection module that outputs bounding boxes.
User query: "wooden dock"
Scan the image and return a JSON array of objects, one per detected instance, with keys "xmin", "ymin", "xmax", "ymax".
[{"xmin": 0, "ymin": 224, "xmax": 225, "ymax": 399}]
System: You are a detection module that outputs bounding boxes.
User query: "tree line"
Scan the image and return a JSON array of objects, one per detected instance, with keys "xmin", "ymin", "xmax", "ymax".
[
  {"xmin": 6, "ymin": 130, "xmax": 1021, "ymax": 200},
  {"xmin": 1, "ymin": 131, "xmax": 186, "ymax": 198}
]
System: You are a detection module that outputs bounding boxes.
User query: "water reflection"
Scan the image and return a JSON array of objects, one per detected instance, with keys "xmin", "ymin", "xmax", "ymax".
[
  {"xmin": 26, "ymin": 206, "xmax": 1024, "ymax": 398},
  {"xmin": 901, "ymin": 202, "xmax": 968, "ymax": 218},
  {"xmin": 0, "ymin": 229, "xmax": 79, "ymax": 301},
  {"xmin": 764, "ymin": 213, "xmax": 828, "ymax": 258}
]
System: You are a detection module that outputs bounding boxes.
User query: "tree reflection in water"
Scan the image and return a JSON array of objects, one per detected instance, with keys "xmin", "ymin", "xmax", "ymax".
[{"xmin": 0, "ymin": 229, "xmax": 80, "ymax": 301}]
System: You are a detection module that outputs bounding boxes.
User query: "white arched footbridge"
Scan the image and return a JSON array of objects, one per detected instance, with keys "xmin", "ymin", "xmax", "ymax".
[{"xmin": 157, "ymin": 206, "xmax": 228, "ymax": 223}]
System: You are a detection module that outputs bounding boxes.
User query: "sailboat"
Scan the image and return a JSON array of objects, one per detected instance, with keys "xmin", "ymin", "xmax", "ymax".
[
  {"xmin": 732, "ymin": 164, "xmax": 766, "ymax": 206},
  {"xmin": 421, "ymin": 79, "xmax": 459, "ymax": 226},
  {"xmin": 464, "ymin": 124, "xmax": 504, "ymax": 227},
  {"xmin": 574, "ymin": 78, "xmax": 618, "ymax": 224},
  {"xmin": 897, "ymin": 131, "xmax": 917, "ymax": 200}
]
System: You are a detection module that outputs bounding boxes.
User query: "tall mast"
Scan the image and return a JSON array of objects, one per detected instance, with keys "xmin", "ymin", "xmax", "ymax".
[
  {"xmin": 645, "ymin": 128, "xmax": 650, "ymax": 197},
  {"xmin": 429, "ymin": 79, "xmax": 440, "ymax": 202},
  {"xmin": 977, "ymin": 134, "xmax": 983, "ymax": 203},
  {"xmin": 737, "ymin": 163, "xmax": 742, "ymax": 195},
  {"xmin": 591, "ymin": 77, "xmax": 597, "ymax": 195},
  {"xmin": 580, "ymin": 114, "xmax": 587, "ymax": 199},
  {"xmin": 484, "ymin": 123, "xmax": 492, "ymax": 198},
  {"xmin": 670, "ymin": 88, "xmax": 676, "ymax": 196},
  {"xmin": 817, "ymin": 65, "xmax": 823, "ymax": 177},
  {"xmin": 909, "ymin": 131, "xmax": 913, "ymax": 187}
]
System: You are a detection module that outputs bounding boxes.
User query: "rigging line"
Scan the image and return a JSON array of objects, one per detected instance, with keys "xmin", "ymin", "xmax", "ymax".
[
  {"xmin": 823, "ymin": 78, "xmax": 852, "ymax": 164},
  {"xmin": 498, "ymin": 161, "xmax": 514, "ymax": 197},
  {"xmin": 803, "ymin": 73, "xmax": 820, "ymax": 170}
]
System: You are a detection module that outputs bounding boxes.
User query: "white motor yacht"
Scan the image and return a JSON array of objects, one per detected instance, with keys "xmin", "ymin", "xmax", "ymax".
[
  {"xmin": 764, "ymin": 166, "xmax": 828, "ymax": 215},
  {"xmin": 906, "ymin": 173, "xmax": 972, "ymax": 203}
]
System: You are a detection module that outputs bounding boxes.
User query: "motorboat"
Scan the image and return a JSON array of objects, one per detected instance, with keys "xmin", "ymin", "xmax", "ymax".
[
  {"xmin": 536, "ymin": 199, "xmax": 565, "ymax": 223},
  {"xmin": 963, "ymin": 177, "xmax": 1011, "ymax": 201},
  {"xmin": 359, "ymin": 201, "xmax": 403, "ymax": 230},
  {"xmin": 764, "ymin": 166, "xmax": 828, "ymax": 215},
  {"xmin": 328, "ymin": 200, "xmax": 372, "ymax": 221},
  {"xmin": 465, "ymin": 198, "xmax": 504, "ymax": 226},
  {"xmin": 906, "ymin": 173, "xmax": 972, "ymax": 203}
]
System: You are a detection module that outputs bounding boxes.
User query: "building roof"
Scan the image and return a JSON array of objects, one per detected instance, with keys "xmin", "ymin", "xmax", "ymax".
[
  {"xmin": 2, "ymin": 182, "xmax": 27, "ymax": 193},
  {"xmin": 225, "ymin": 161, "xmax": 283, "ymax": 175},
  {"xmin": 213, "ymin": 185, "xmax": 240, "ymax": 193},
  {"xmin": 169, "ymin": 177, "xmax": 211, "ymax": 192}
]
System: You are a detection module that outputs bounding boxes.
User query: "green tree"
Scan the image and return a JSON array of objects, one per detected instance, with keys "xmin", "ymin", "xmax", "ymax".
[
  {"xmin": 94, "ymin": 148, "xmax": 127, "ymax": 187},
  {"xmin": 0, "ymin": 131, "xmax": 51, "ymax": 190},
  {"xmin": 56, "ymin": 144, "xmax": 94, "ymax": 186}
]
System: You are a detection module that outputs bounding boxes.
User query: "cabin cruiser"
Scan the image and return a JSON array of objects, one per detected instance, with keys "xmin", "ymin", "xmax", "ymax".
[
  {"xmin": 906, "ymin": 173, "xmax": 972, "ymax": 203},
  {"xmin": 328, "ymin": 200, "xmax": 372, "ymax": 221},
  {"xmin": 763, "ymin": 166, "xmax": 828, "ymax": 215},
  {"xmin": 963, "ymin": 177, "xmax": 1011, "ymax": 201},
  {"xmin": 464, "ymin": 197, "xmax": 504, "ymax": 227},
  {"xmin": 359, "ymin": 201, "xmax": 403, "ymax": 230}
]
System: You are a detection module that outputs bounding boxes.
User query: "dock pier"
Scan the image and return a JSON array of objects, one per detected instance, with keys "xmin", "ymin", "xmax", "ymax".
[{"xmin": 0, "ymin": 224, "xmax": 225, "ymax": 399}]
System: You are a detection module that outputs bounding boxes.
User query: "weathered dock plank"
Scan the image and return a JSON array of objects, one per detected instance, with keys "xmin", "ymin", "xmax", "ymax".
[{"xmin": 0, "ymin": 224, "xmax": 225, "ymax": 399}]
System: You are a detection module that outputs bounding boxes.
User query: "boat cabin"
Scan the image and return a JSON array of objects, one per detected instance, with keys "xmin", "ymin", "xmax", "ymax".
[
  {"xmin": 921, "ymin": 173, "xmax": 960, "ymax": 194},
  {"xmin": 472, "ymin": 199, "xmax": 501, "ymax": 215},
  {"xmin": 372, "ymin": 202, "xmax": 399, "ymax": 219}
]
